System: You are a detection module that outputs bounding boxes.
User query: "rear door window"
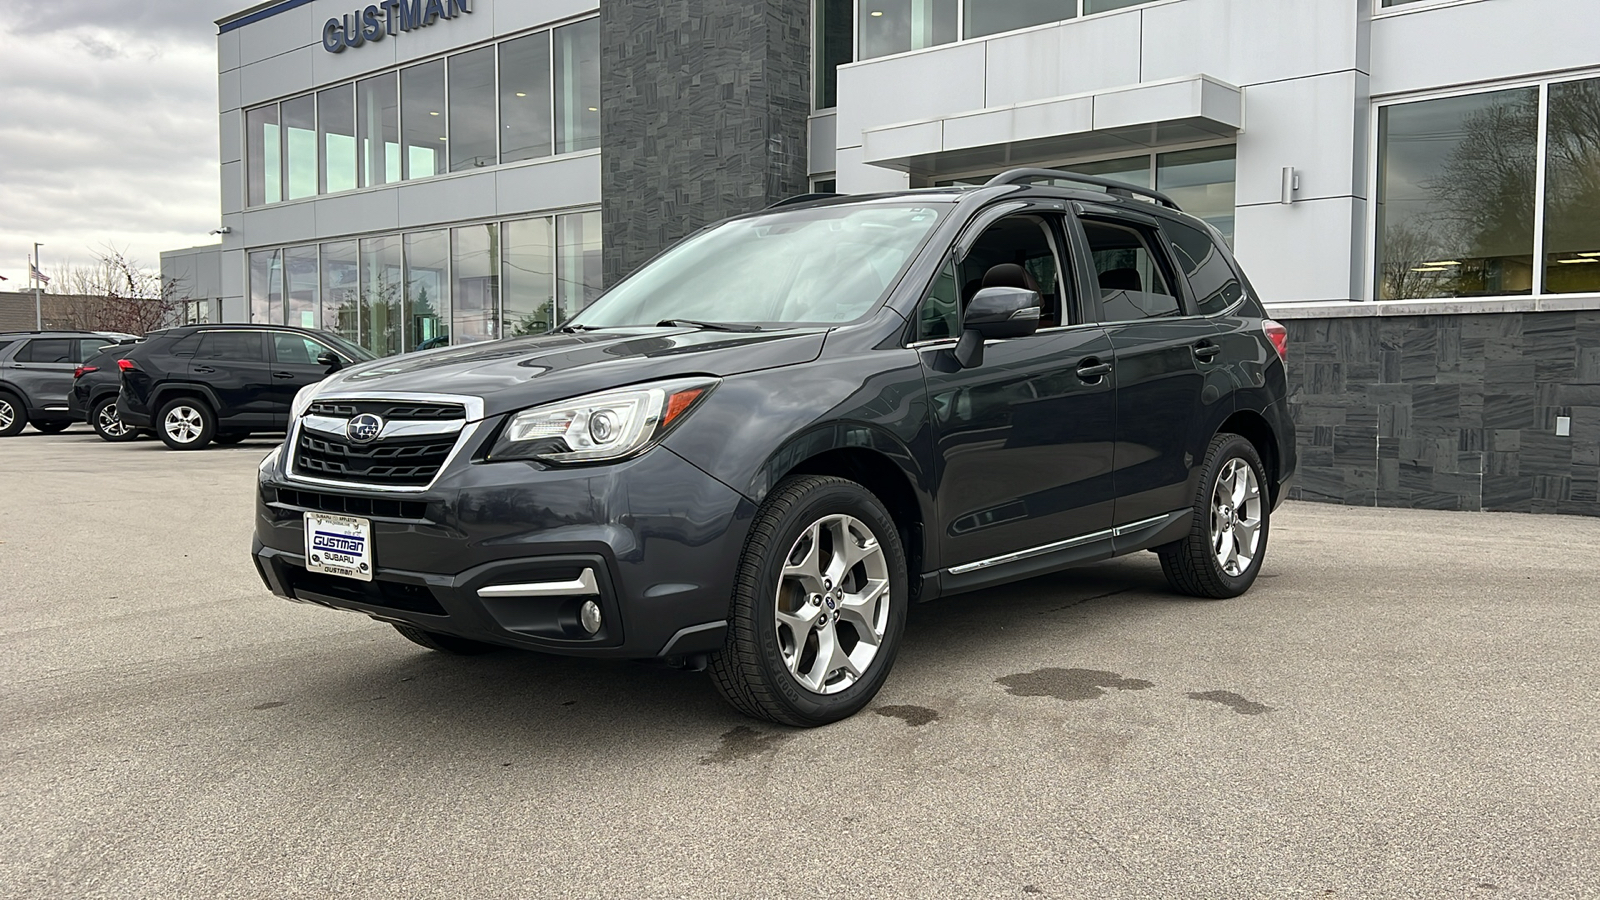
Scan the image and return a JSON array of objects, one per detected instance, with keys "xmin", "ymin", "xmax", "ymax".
[
  {"xmin": 1164, "ymin": 218, "xmax": 1244, "ymax": 316},
  {"xmin": 16, "ymin": 338, "xmax": 75, "ymax": 363},
  {"xmin": 1080, "ymin": 219, "xmax": 1184, "ymax": 322},
  {"xmin": 195, "ymin": 331, "xmax": 267, "ymax": 361}
]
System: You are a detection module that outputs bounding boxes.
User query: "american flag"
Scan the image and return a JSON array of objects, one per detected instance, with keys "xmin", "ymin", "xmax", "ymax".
[{"xmin": 30, "ymin": 263, "xmax": 50, "ymax": 285}]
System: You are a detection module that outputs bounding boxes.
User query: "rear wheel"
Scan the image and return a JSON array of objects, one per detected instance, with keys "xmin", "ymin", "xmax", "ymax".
[
  {"xmin": 31, "ymin": 420, "xmax": 70, "ymax": 434},
  {"xmin": 1158, "ymin": 432, "xmax": 1271, "ymax": 599},
  {"xmin": 0, "ymin": 394, "xmax": 23, "ymax": 437},
  {"xmin": 214, "ymin": 432, "xmax": 250, "ymax": 445},
  {"xmin": 157, "ymin": 398, "xmax": 216, "ymax": 450},
  {"xmin": 391, "ymin": 623, "xmax": 498, "ymax": 655},
  {"xmin": 707, "ymin": 475, "xmax": 907, "ymax": 727},
  {"xmin": 91, "ymin": 397, "xmax": 138, "ymax": 443}
]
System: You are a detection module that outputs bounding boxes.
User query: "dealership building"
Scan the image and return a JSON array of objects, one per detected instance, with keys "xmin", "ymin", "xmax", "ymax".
[{"xmin": 161, "ymin": 0, "xmax": 1600, "ymax": 516}]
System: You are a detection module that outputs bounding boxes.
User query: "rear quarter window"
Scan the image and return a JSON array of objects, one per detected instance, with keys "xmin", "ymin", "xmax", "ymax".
[{"xmin": 1165, "ymin": 218, "xmax": 1244, "ymax": 316}]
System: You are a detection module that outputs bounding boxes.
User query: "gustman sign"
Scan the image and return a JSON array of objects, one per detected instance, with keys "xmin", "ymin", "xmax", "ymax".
[{"xmin": 323, "ymin": 0, "xmax": 473, "ymax": 53}]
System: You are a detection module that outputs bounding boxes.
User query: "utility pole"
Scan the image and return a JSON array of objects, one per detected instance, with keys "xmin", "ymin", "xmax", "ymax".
[{"xmin": 32, "ymin": 242, "xmax": 43, "ymax": 330}]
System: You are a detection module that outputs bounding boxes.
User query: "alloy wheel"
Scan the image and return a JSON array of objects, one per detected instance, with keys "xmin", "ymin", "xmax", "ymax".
[
  {"xmin": 163, "ymin": 405, "xmax": 205, "ymax": 444},
  {"xmin": 0, "ymin": 400, "xmax": 13, "ymax": 431},
  {"xmin": 97, "ymin": 403, "xmax": 130, "ymax": 437},
  {"xmin": 1211, "ymin": 458, "xmax": 1263, "ymax": 577},
  {"xmin": 773, "ymin": 514, "xmax": 891, "ymax": 695}
]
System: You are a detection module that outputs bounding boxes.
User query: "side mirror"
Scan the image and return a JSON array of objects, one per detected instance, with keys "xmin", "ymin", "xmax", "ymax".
[
  {"xmin": 315, "ymin": 351, "xmax": 344, "ymax": 372},
  {"xmin": 954, "ymin": 286, "xmax": 1041, "ymax": 369}
]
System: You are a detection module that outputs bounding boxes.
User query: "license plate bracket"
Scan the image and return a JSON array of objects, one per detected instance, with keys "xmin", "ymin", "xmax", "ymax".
[{"xmin": 304, "ymin": 512, "xmax": 373, "ymax": 582}]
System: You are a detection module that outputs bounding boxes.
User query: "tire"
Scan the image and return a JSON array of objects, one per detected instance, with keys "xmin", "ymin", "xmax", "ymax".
[
  {"xmin": 391, "ymin": 623, "xmax": 498, "ymax": 655},
  {"xmin": 214, "ymin": 432, "xmax": 249, "ymax": 446},
  {"xmin": 1158, "ymin": 432, "xmax": 1272, "ymax": 600},
  {"xmin": 0, "ymin": 394, "xmax": 29, "ymax": 437},
  {"xmin": 31, "ymin": 420, "xmax": 71, "ymax": 434},
  {"xmin": 91, "ymin": 397, "xmax": 139, "ymax": 443},
  {"xmin": 156, "ymin": 397, "xmax": 216, "ymax": 451},
  {"xmin": 707, "ymin": 474, "xmax": 908, "ymax": 727}
]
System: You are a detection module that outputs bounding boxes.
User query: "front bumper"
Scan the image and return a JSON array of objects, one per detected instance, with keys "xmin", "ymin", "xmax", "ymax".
[{"xmin": 253, "ymin": 438, "xmax": 755, "ymax": 660}]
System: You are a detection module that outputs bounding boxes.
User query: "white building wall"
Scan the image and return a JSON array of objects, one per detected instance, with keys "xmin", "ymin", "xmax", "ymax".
[{"xmin": 215, "ymin": 0, "xmax": 601, "ymax": 321}]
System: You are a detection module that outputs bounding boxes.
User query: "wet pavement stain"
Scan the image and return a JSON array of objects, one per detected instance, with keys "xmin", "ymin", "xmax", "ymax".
[
  {"xmin": 874, "ymin": 705, "xmax": 940, "ymax": 726},
  {"xmin": 699, "ymin": 725, "xmax": 791, "ymax": 765},
  {"xmin": 1186, "ymin": 690, "xmax": 1274, "ymax": 715},
  {"xmin": 995, "ymin": 668, "xmax": 1154, "ymax": 702}
]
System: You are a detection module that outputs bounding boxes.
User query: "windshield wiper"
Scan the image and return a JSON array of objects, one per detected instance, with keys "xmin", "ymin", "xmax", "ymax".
[
  {"xmin": 556, "ymin": 323, "xmax": 604, "ymax": 333},
  {"xmin": 656, "ymin": 319, "xmax": 762, "ymax": 332}
]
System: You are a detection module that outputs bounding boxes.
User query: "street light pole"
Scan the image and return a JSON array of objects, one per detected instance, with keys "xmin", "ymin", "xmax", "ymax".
[{"xmin": 33, "ymin": 242, "xmax": 43, "ymax": 330}]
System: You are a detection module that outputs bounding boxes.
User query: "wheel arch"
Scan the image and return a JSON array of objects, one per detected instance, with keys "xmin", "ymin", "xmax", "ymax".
[
  {"xmin": 1217, "ymin": 409, "xmax": 1280, "ymax": 505},
  {"xmin": 151, "ymin": 383, "xmax": 221, "ymax": 415}
]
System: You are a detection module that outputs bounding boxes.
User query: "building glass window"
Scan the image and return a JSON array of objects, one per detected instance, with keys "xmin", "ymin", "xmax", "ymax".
[
  {"xmin": 401, "ymin": 60, "xmax": 447, "ymax": 180},
  {"xmin": 357, "ymin": 73, "xmax": 400, "ymax": 188},
  {"xmin": 246, "ymin": 105, "xmax": 280, "ymax": 207},
  {"xmin": 503, "ymin": 217, "xmax": 555, "ymax": 335},
  {"xmin": 281, "ymin": 94, "xmax": 317, "ymax": 201},
  {"xmin": 360, "ymin": 234, "xmax": 404, "ymax": 356},
  {"xmin": 1376, "ymin": 88, "xmax": 1538, "ymax": 300},
  {"xmin": 319, "ymin": 85, "xmax": 357, "ymax": 194},
  {"xmin": 249, "ymin": 249, "xmax": 283, "ymax": 324},
  {"xmin": 554, "ymin": 19, "xmax": 601, "ymax": 154},
  {"xmin": 1157, "ymin": 146, "xmax": 1237, "ymax": 244},
  {"xmin": 859, "ymin": 0, "xmax": 957, "ymax": 60},
  {"xmin": 1068, "ymin": 155, "xmax": 1151, "ymax": 188},
  {"xmin": 405, "ymin": 230, "xmax": 450, "ymax": 350},
  {"xmin": 453, "ymin": 223, "xmax": 501, "ymax": 344},
  {"xmin": 284, "ymin": 244, "xmax": 319, "ymax": 328},
  {"xmin": 1542, "ymin": 77, "xmax": 1600, "ymax": 294},
  {"xmin": 557, "ymin": 211, "xmax": 603, "ymax": 324},
  {"xmin": 1083, "ymin": 0, "xmax": 1148, "ymax": 13},
  {"xmin": 965, "ymin": 0, "xmax": 1074, "ymax": 41},
  {"xmin": 500, "ymin": 32, "xmax": 553, "ymax": 163},
  {"xmin": 320, "ymin": 241, "xmax": 361, "ymax": 345},
  {"xmin": 448, "ymin": 47, "xmax": 498, "ymax": 172},
  {"xmin": 816, "ymin": 0, "xmax": 853, "ymax": 108}
]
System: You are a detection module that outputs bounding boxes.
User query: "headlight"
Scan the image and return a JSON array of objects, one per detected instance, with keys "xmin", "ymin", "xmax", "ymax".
[
  {"xmin": 489, "ymin": 378, "xmax": 717, "ymax": 464},
  {"xmin": 289, "ymin": 381, "xmax": 323, "ymax": 420}
]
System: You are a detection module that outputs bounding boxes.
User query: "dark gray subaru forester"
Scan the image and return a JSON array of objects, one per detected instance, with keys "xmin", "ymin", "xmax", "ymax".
[{"xmin": 252, "ymin": 169, "xmax": 1296, "ymax": 727}]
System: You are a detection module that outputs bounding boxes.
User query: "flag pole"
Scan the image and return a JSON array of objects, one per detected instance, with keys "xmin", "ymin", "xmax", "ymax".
[{"xmin": 33, "ymin": 243, "xmax": 44, "ymax": 330}]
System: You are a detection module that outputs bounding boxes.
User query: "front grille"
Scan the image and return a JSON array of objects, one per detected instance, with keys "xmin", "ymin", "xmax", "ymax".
[
  {"xmin": 294, "ymin": 430, "xmax": 458, "ymax": 487},
  {"xmin": 282, "ymin": 564, "xmax": 446, "ymax": 616},
  {"xmin": 275, "ymin": 487, "xmax": 428, "ymax": 520},
  {"xmin": 308, "ymin": 400, "xmax": 465, "ymax": 421}
]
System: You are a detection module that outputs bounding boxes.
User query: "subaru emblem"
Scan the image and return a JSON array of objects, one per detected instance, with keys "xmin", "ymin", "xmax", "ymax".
[{"xmin": 347, "ymin": 413, "xmax": 384, "ymax": 444}]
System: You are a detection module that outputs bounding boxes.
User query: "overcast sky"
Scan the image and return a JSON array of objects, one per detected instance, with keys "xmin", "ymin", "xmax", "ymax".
[{"xmin": 0, "ymin": 0, "xmax": 240, "ymax": 288}]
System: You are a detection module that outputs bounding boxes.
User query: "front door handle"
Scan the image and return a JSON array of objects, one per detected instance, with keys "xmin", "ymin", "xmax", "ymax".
[
  {"xmin": 1076, "ymin": 359, "xmax": 1112, "ymax": 382},
  {"xmin": 1193, "ymin": 341, "xmax": 1222, "ymax": 361},
  {"xmin": 193, "ymin": 365, "xmax": 216, "ymax": 374},
  {"xmin": 273, "ymin": 372, "xmax": 296, "ymax": 379}
]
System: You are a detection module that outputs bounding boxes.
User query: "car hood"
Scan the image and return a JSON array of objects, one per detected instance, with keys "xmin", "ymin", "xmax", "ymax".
[{"xmin": 314, "ymin": 326, "xmax": 828, "ymax": 419}]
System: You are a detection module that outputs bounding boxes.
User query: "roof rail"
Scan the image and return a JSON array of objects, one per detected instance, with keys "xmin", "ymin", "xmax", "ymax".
[
  {"xmin": 984, "ymin": 168, "xmax": 1181, "ymax": 210},
  {"xmin": 765, "ymin": 192, "xmax": 841, "ymax": 210}
]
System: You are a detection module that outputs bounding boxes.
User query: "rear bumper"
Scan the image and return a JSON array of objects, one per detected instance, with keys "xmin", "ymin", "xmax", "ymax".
[{"xmin": 252, "ymin": 442, "xmax": 754, "ymax": 660}]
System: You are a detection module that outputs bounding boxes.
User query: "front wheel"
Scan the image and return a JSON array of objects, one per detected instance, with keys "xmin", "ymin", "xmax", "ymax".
[
  {"xmin": 157, "ymin": 398, "xmax": 216, "ymax": 450},
  {"xmin": 1158, "ymin": 433, "xmax": 1271, "ymax": 599},
  {"xmin": 91, "ymin": 398, "xmax": 139, "ymax": 443},
  {"xmin": 707, "ymin": 475, "xmax": 908, "ymax": 727}
]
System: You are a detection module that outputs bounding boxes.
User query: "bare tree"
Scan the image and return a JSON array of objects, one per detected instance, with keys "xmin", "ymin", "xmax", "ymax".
[
  {"xmin": 48, "ymin": 246, "xmax": 183, "ymax": 335},
  {"xmin": 1378, "ymin": 221, "xmax": 1445, "ymax": 301}
]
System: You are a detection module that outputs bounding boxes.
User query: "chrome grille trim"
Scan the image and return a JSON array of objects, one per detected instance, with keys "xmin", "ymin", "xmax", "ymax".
[{"xmin": 284, "ymin": 391, "xmax": 484, "ymax": 494}]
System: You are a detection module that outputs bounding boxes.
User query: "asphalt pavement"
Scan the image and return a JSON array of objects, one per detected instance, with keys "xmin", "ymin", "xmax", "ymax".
[{"xmin": 2, "ymin": 428, "xmax": 1597, "ymax": 899}]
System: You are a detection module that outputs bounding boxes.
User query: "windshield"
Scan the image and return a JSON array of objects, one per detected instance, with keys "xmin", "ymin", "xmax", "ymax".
[{"xmin": 570, "ymin": 202, "xmax": 948, "ymax": 328}]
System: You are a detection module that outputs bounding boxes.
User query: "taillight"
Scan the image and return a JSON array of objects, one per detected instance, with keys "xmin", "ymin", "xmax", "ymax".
[
  {"xmin": 1262, "ymin": 319, "xmax": 1288, "ymax": 362},
  {"xmin": 117, "ymin": 358, "xmax": 137, "ymax": 372},
  {"xmin": 74, "ymin": 365, "xmax": 98, "ymax": 379}
]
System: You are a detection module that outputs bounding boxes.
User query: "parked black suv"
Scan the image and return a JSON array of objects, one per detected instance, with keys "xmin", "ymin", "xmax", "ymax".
[
  {"xmin": 0, "ymin": 331, "xmax": 130, "ymax": 437},
  {"xmin": 118, "ymin": 325, "xmax": 375, "ymax": 450},
  {"xmin": 252, "ymin": 170, "xmax": 1296, "ymax": 726}
]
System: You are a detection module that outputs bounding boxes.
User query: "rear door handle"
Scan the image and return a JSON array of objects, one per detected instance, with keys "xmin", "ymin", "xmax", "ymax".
[
  {"xmin": 1193, "ymin": 341, "xmax": 1222, "ymax": 360},
  {"xmin": 193, "ymin": 365, "xmax": 216, "ymax": 374},
  {"xmin": 1076, "ymin": 359, "xmax": 1112, "ymax": 382}
]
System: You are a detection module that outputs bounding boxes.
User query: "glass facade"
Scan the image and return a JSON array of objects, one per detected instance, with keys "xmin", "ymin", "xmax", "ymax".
[
  {"xmin": 245, "ymin": 17, "xmax": 600, "ymax": 207},
  {"xmin": 243, "ymin": 210, "xmax": 600, "ymax": 355},
  {"xmin": 859, "ymin": 0, "xmax": 958, "ymax": 60},
  {"xmin": 851, "ymin": 0, "xmax": 1172, "ymax": 65},
  {"xmin": 1542, "ymin": 78, "xmax": 1600, "ymax": 295},
  {"xmin": 815, "ymin": 0, "xmax": 853, "ymax": 109}
]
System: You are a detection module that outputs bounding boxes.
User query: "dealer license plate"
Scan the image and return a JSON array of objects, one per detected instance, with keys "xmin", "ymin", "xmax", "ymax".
[{"xmin": 304, "ymin": 513, "xmax": 373, "ymax": 582}]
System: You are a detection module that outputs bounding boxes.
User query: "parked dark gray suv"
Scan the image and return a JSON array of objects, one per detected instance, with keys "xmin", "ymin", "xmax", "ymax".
[
  {"xmin": 252, "ymin": 170, "xmax": 1297, "ymax": 726},
  {"xmin": 0, "ymin": 331, "xmax": 130, "ymax": 436}
]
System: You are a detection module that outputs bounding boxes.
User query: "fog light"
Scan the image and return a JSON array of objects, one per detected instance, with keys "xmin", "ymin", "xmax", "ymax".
[{"xmin": 579, "ymin": 600, "xmax": 602, "ymax": 635}]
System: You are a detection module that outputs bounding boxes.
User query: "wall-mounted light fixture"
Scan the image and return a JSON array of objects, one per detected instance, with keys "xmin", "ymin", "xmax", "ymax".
[
  {"xmin": 209, "ymin": 226, "xmax": 232, "ymax": 235},
  {"xmin": 1280, "ymin": 167, "xmax": 1300, "ymax": 205}
]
